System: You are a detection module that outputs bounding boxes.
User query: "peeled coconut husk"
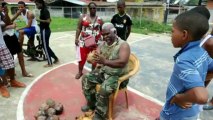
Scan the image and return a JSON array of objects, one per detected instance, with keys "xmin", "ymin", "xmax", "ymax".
[
  {"xmin": 47, "ymin": 115, "xmax": 60, "ymax": 120},
  {"xmin": 47, "ymin": 108, "xmax": 56, "ymax": 116},
  {"xmin": 37, "ymin": 115, "xmax": 47, "ymax": 120},
  {"xmin": 54, "ymin": 103, "xmax": 63, "ymax": 115},
  {"xmin": 39, "ymin": 103, "xmax": 49, "ymax": 112},
  {"xmin": 46, "ymin": 98, "xmax": 56, "ymax": 108},
  {"xmin": 35, "ymin": 110, "xmax": 46, "ymax": 118}
]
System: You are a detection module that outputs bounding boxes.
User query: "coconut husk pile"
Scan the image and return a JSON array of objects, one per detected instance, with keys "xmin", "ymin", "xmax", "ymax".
[{"xmin": 34, "ymin": 98, "xmax": 64, "ymax": 120}]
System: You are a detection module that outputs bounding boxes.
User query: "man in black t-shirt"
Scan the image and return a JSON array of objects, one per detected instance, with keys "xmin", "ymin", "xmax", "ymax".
[
  {"xmin": 35, "ymin": 0, "xmax": 59, "ymax": 67},
  {"xmin": 111, "ymin": 0, "xmax": 132, "ymax": 41}
]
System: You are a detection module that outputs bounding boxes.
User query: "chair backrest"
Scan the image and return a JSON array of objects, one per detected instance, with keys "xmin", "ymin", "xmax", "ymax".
[
  {"xmin": 127, "ymin": 53, "xmax": 140, "ymax": 76},
  {"xmin": 118, "ymin": 53, "xmax": 140, "ymax": 83}
]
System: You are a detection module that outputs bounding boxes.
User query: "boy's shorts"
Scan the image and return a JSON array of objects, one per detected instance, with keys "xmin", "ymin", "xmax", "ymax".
[
  {"xmin": 3, "ymin": 34, "xmax": 22, "ymax": 55},
  {"xmin": 23, "ymin": 26, "xmax": 37, "ymax": 38},
  {"xmin": 0, "ymin": 45, "xmax": 15, "ymax": 70}
]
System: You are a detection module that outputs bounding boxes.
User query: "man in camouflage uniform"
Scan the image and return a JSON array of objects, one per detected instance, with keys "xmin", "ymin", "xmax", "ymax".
[{"xmin": 81, "ymin": 23, "xmax": 130, "ymax": 120}]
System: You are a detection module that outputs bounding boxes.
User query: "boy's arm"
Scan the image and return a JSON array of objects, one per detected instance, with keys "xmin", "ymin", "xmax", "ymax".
[
  {"xmin": 2, "ymin": 6, "xmax": 12, "ymax": 25},
  {"xmin": 170, "ymin": 87, "xmax": 208, "ymax": 108},
  {"xmin": 3, "ymin": 23, "xmax": 16, "ymax": 30},
  {"xmin": 11, "ymin": 9, "xmax": 21, "ymax": 22}
]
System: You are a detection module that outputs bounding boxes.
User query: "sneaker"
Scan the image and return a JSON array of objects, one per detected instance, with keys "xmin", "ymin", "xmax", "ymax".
[
  {"xmin": 10, "ymin": 80, "xmax": 26, "ymax": 88},
  {"xmin": 0, "ymin": 85, "xmax": 10, "ymax": 98}
]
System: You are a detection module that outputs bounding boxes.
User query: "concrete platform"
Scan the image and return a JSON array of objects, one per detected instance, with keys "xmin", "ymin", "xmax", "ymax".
[{"xmin": 21, "ymin": 63, "xmax": 161, "ymax": 120}]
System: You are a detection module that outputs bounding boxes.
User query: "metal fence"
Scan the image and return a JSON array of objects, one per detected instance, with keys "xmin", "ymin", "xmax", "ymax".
[{"xmin": 42, "ymin": 6, "xmax": 186, "ymax": 23}]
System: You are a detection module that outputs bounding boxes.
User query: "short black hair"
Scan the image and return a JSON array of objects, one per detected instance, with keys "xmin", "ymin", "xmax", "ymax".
[
  {"xmin": 35, "ymin": 0, "xmax": 46, "ymax": 7},
  {"xmin": 18, "ymin": 1, "xmax": 26, "ymax": 6},
  {"xmin": 189, "ymin": 6, "xmax": 210, "ymax": 20},
  {"xmin": 117, "ymin": 0, "xmax": 125, "ymax": 6},
  {"xmin": 88, "ymin": 2, "xmax": 97, "ymax": 8},
  {"xmin": 175, "ymin": 11, "xmax": 209, "ymax": 41}
]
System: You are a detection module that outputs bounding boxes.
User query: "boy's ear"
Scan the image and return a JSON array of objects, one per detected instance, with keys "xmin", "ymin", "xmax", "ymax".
[{"xmin": 182, "ymin": 30, "xmax": 189, "ymax": 41}]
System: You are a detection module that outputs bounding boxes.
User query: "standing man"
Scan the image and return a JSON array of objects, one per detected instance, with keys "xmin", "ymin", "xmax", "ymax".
[
  {"xmin": 35, "ymin": 0, "xmax": 59, "ymax": 67},
  {"xmin": 111, "ymin": 0, "xmax": 132, "ymax": 41}
]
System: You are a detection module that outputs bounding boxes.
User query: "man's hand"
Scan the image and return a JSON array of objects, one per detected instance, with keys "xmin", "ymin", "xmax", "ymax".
[
  {"xmin": 16, "ymin": 10, "xmax": 22, "ymax": 15},
  {"xmin": 170, "ymin": 94, "xmax": 193, "ymax": 109},
  {"xmin": 9, "ymin": 23, "xmax": 17, "ymax": 29},
  {"xmin": 93, "ymin": 52, "xmax": 106, "ymax": 65}
]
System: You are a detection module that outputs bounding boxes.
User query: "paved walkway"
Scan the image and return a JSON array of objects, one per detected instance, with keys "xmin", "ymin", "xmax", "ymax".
[{"xmin": 0, "ymin": 31, "xmax": 212, "ymax": 120}]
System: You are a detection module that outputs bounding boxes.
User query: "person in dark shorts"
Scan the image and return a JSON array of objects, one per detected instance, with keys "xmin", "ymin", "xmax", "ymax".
[
  {"xmin": 1, "ymin": 2, "xmax": 33, "ymax": 77},
  {"xmin": 111, "ymin": 0, "xmax": 132, "ymax": 41},
  {"xmin": 0, "ymin": 2, "xmax": 26, "ymax": 98},
  {"xmin": 35, "ymin": 0, "xmax": 59, "ymax": 67},
  {"xmin": 11, "ymin": 1, "xmax": 39, "ymax": 50}
]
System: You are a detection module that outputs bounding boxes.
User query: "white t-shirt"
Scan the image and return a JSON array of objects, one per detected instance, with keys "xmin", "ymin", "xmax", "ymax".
[
  {"xmin": 200, "ymin": 34, "xmax": 212, "ymax": 47},
  {"xmin": 21, "ymin": 9, "xmax": 39, "ymax": 32}
]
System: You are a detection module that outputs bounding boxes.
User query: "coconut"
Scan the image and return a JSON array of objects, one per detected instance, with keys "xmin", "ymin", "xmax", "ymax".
[
  {"xmin": 46, "ymin": 98, "xmax": 56, "ymax": 108},
  {"xmin": 47, "ymin": 108, "xmax": 56, "ymax": 116},
  {"xmin": 37, "ymin": 115, "xmax": 46, "ymax": 120},
  {"xmin": 54, "ymin": 103, "xmax": 63, "ymax": 115}
]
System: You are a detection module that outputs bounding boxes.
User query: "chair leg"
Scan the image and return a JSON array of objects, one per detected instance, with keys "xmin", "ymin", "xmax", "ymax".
[
  {"xmin": 125, "ymin": 90, "xmax": 129, "ymax": 109},
  {"xmin": 108, "ymin": 95, "xmax": 114, "ymax": 120}
]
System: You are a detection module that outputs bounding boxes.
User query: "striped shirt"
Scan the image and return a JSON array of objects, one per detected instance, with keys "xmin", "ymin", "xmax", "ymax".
[{"xmin": 160, "ymin": 40, "xmax": 213, "ymax": 119}]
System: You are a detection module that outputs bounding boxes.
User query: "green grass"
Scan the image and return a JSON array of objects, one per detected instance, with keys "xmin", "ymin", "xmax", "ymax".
[
  {"xmin": 132, "ymin": 18, "xmax": 171, "ymax": 34},
  {"xmin": 15, "ymin": 17, "xmax": 171, "ymax": 34}
]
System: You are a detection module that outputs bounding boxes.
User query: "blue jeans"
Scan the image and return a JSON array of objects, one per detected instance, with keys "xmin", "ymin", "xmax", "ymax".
[{"xmin": 160, "ymin": 115, "xmax": 198, "ymax": 120}]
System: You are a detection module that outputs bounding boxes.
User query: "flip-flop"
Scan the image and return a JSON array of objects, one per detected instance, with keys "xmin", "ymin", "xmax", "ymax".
[
  {"xmin": 23, "ymin": 73, "xmax": 34, "ymax": 77},
  {"xmin": 203, "ymin": 103, "xmax": 213, "ymax": 110}
]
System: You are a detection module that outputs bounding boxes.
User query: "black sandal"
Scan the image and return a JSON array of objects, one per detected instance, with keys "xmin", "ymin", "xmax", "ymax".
[{"xmin": 75, "ymin": 73, "xmax": 83, "ymax": 79}]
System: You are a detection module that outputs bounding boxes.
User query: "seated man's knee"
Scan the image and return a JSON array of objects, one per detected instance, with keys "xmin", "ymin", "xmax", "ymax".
[
  {"xmin": 99, "ymin": 85, "xmax": 112, "ymax": 96},
  {"xmin": 19, "ymin": 30, "xmax": 24, "ymax": 35}
]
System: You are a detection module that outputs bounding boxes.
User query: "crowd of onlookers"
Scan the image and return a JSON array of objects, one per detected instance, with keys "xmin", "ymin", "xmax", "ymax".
[{"xmin": 0, "ymin": 0, "xmax": 60, "ymax": 98}]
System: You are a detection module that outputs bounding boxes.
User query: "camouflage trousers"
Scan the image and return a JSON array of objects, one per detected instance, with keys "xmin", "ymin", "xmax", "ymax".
[{"xmin": 82, "ymin": 70, "xmax": 119, "ymax": 118}]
